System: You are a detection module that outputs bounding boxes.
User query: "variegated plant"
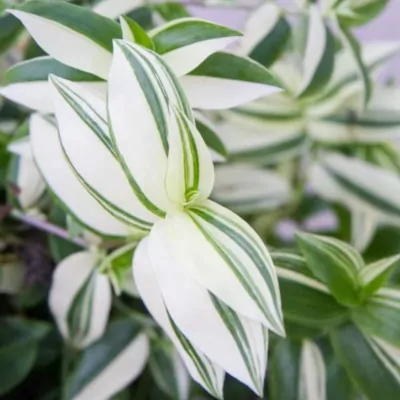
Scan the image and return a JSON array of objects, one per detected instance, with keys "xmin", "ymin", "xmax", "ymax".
[
  {"xmin": 28, "ymin": 30, "xmax": 284, "ymax": 396},
  {"xmin": 1, "ymin": 1, "xmax": 400, "ymax": 400}
]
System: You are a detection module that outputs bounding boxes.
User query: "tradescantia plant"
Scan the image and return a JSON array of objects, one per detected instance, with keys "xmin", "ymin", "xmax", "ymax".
[{"xmin": 1, "ymin": 0, "xmax": 400, "ymax": 399}]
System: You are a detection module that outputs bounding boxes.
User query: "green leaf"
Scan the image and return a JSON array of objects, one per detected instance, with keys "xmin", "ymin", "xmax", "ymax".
[
  {"xmin": 296, "ymin": 232, "xmax": 363, "ymax": 306},
  {"xmin": 331, "ymin": 322, "xmax": 400, "ymax": 399},
  {"xmin": 0, "ymin": 318, "xmax": 50, "ymax": 395},
  {"xmin": 194, "ymin": 114, "xmax": 227, "ymax": 161},
  {"xmin": 336, "ymin": 0, "xmax": 389, "ymax": 26},
  {"xmin": 152, "ymin": 2, "xmax": 190, "ymax": 22},
  {"xmin": 352, "ymin": 286, "xmax": 400, "ymax": 347},
  {"xmin": 273, "ymin": 252, "xmax": 348, "ymax": 329},
  {"xmin": 149, "ymin": 340, "xmax": 189, "ymax": 400},
  {"xmin": 10, "ymin": 1, "xmax": 121, "ymax": 78},
  {"xmin": 335, "ymin": 18, "xmax": 372, "ymax": 107},
  {"xmin": 240, "ymin": 2, "xmax": 291, "ymax": 67},
  {"xmin": 0, "ymin": 12, "xmax": 22, "ymax": 54},
  {"xmin": 359, "ymin": 254, "xmax": 400, "ymax": 296},
  {"xmin": 270, "ymin": 339, "xmax": 326, "ymax": 400},
  {"xmin": 64, "ymin": 318, "xmax": 149, "ymax": 400},
  {"xmin": 119, "ymin": 15, "xmax": 154, "ymax": 49},
  {"xmin": 297, "ymin": 5, "xmax": 335, "ymax": 98}
]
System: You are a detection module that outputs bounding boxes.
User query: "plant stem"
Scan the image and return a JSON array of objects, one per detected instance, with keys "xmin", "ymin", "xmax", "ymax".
[
  {"xmin": 10, "ymin": 209, "xmax": 88, "ymax": 248},
  {"xmin": 113, "ymin": 297, "xmax": 157, "ymax": 328}
]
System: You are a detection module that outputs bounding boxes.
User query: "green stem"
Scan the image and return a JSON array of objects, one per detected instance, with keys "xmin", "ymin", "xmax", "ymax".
[{"xmin": 113, "ymin": 297, "xmax": 157, "ymax": 329}]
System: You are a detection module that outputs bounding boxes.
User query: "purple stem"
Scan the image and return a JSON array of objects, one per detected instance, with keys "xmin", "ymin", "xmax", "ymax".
[{"xmin": 11, "ymin": 210, "xmax": 88, "ymax": 248}]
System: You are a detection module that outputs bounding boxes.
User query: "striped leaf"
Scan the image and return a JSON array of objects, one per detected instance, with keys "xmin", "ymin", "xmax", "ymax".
[
  {"xmin": 0, "ymin": 56, "xmax": 106, "ymax": 114},
  {"xmin": 133, "ymin": 239, "xmax": 225, "ymax": 399},
  {"xmin": 49, "ymin": 251, "xmax": 111, "ymax": 349},
  {"xmin": 149, "ymin": 340, "xmax": 191, "ymax": 400},
  {"xmin": 93, "ymin": 0, "xmax": 145, "ymax": 19},
  {"xmin": 238, "ymin": 2, "xmax": 291, "ymax": 67},
  {"xmin": 139, "ymin": 219, "xmax": 274, "ymax": 396},
  {"xmin": 334, "ymin": 0, "xmax": 389, "ymax": 26},
  {"xmin": 136, "ymin": 233, "xmax": 270, "ymax": 396},
  {"xmin": 181, "ymin": 51, "xmax": 282, "ymax": 110},
  {"xmin": 308, "ymin": 107, "xmax": 400, "ymax": 144},
  {"xmin": 212, "ymin": 164, "xmax": 290, "ymax": 215},
  {"xmin": 270, "ymin": 339, "xmax": 326, "ymax": 400},
  {"xmin": 7, "ymin": 138, "xmax": 45, "ymax": 210},
  {"xmin": 194, "ymin": 113, "xmax": 227, "ymax": 161},
  {"xmin": 217, "ymin": 107, "xmax": 305, "ymax": 165},
  {"xmin": 107, "ymin": 40, "xmax": 194, "ymax": 216},
  {"xmin": 297, "ymin": 5, "xmax": 335, "ymax": 98},
  {"xmin": 311, "ymin": 152, "xmax": 400, "ymax": 223},
  {"xmin": 273, "ymin": 252, "xmax": 348, "ymax": 329},
  {"xmin": 353, "ymin": 286, "xmax": 400, "ymax": 347},
  {"xmin": 30, "ymin": 114, "xmax": 132, "ymax": 238},
  {"xmin": 150, "ymin": 18, "xmax": 241, "ymax": 77},
  {"xmin": 119, "ymin": 16, "xmax": 153, "ymax": 49},
  {"xmin": 331, "ymin": 323, "xmax": 400, "ymax": 399},
  {"xmin": 50, "ymin": 75, "xmax": 156, "ymax": 231},
  {"xmin": 64, "ymin": 318, "xmax": 149, "ymax": 400},
  {"xmin": 9, "ymin": 1, "xmax": 121, "ymax": 78},
  {"xmin": 0, "ymin": 56, "xmax": 104, "ymax": 114},
  {"xmin": 165, "ymin": 105, "xmax": 214, "ymax": 206},
  {"xmin": 359, "ymin": 255, "xmax": 400, "ymax": 296},
  {"xmin": 318, "ymin": 41, "xmax": 400, "ymax": 103},
  {"xmin": 335, "ymin": 17, "xmax": 371, "ymax": 107},
  {"xmin": 296, "ymin": 232, "xmax": 364, "ymax": 306}
]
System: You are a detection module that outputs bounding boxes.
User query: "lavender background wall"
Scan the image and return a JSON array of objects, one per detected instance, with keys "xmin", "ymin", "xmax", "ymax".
[{"xmin": 188, "ymin": 1, "xmax": 400, "ymax": 79}]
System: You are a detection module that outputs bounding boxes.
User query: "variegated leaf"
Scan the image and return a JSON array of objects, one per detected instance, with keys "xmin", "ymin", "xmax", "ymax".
[
  {"xmin": 310, "ymin": 152, "xmax": 400, "ymax": 224},
  {"xmin": 136, "ymin": 234, "xmax": 269, "ymax": 396},
  {"xmin": 93, "ymin": 0, "xmax": 145, "ymax": 19},
  {"xmin": 270, "ymin": 339, "xmax": 326, "ymax": 400},
  {"xmin": 107, "ymin": 40, "xmax": 193, "ymax": 216},
  {"xmin": 0, "ymin": 57, "xmax": 104, "ymax": 113},
  {"xmin": 273, "ymin": 252, "xmax": 348, "ymax": 329},
  {"xmin": 49, "ymin": 251, "xmax": 111, "ymax": 349},
  {"xmin": 9, "ymin": 1, "xmax": 121, "ymax": 79},
  {"xmin": 150, "ymin": 200, "xmax": 284, "ymax": 334},
  {"xmin": 119, "ymin": 15, "xmax": 153, "ymax": 49},
  {"xmin": 30, "ymin": 114, "xmax": 132, "ymax": 238},
  {"xmin": 50, "ymin": 75, "xmax": 156, "ymax": 231},
  {"xmin": 318, "ymin": 41, "xmax": 400, "ymax": 103},
  {"xmin": 353, "ymin": 286, "xmax": 400, "ymax": 347},
  {"xmin": 359, "ymin": 255, "xmax": 400, "ymax": 295},
  {"xmin": 133, "ymin": 239, "xmax": 225, "ymax": 399},
  {"xmin": 212, "ymin": 164, "xmax": 290, "ymax": 215},
  {"xmin": 7, "ymin": 138, "xmax": 45, "ymax": 210},
  {"xmin": 297, "ymin": 5, "xmax": 335, "ymax": 98},
  {"xmin": 180, "ymin": 51, "xmax": 282, "ymax": 110},
  {"xmin": 331, "ymin": 323, "xmax": 400, "ymax": 399},
  {"xmin": 238, "ymin": 2, "xmax": 291, "ymax": 67},
  {"xmin": 217, "ymin": 106, "xmax": 305, "ymax": 165},
  {"xmin": 149, "ymin": 18, "xmax": 241, "ymax": 77},
  {"xmin": 296, "ymin": 232, "xmax": 364, "ymax": 306},
  {"xmin": 149, "ymin": 340, "xmax": 191, "ymax": 400},
  {"xmin": 350, "ymin": 209, "xmax": 378, "ymax": 252},
  {"xmin": 165, "ymin": 105, "xmax": 214, "ymax": 205},
  {"xmin": 64, "ymin": 318, "xmax": 149, "ymax": 400}
]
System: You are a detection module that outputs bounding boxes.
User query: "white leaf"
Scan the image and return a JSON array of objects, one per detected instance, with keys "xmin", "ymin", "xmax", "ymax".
[
  {"xmin": 8, "ymin": 10, "xmax": 112, "ymax": 79},
  {"xmin": 49, "ymin": 251, "xmax": 111, "ymax": 349},
  {"xmin": 50, "ymin": 76, "xmax": 156, "ymax": 231},
  {"xmin": 145, "ymin": 225, "xmax": 269, "ymax": 395},
  {"xmin": 93, "ymin": 0, "xmax": 144, "ymax": 19},
  {"xmin": 351, "ymin": 209, "xmax": 378, "ymax": 252},
  {"xmin": 30, "ymin": 114, "xmax": 131, "ymax": 238},
  {"xmin": 212, "ymin": 164, "xmax": 290, "ymax": 214},
  {"xmin": 165, "ymin": 106, "xmax": 214, "ymax": 205},
  {"xmin": 133, "ymin": 239, "xmax": 225, "ymax": 399}
]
